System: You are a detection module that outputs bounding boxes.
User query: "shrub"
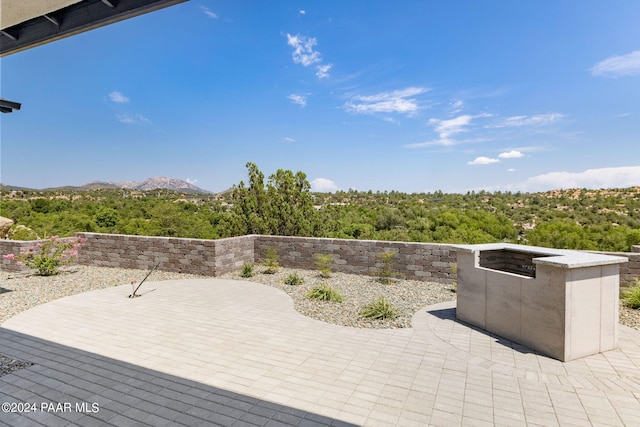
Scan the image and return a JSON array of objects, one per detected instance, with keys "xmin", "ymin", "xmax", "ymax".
[
  {"xmin": 314, "ymin": 253, "xmax": 334, "ymax": 278},
  {"xmin": 262, "ymin": 247, "xmax": 280, "ymax": 274},
  {"xmin": 2, "ymin": 236, "xmax": 86, "ymax": 276},
  {"xmin": 306, "ymin": 284, "xmax": 343, "ymax": 302},
  {"xmin": 623, "ymin": 279, "xmax": 640, "ymax": 309},
  {"xmin": 240, "ymin": 263, "xmax": 254, "ymax": 278},
  {"xmin": 361, "ymin": 297, "xmax": 399, "ymax": 320},
  {"xmin": 284, "ymin": 272, "xmax": 304, "ymax": 286},
  {"xmin": 94, "ymin": 207, "xmax": 119, "ymax": 228},
  {"xmin": 376, "ymin": 251, "xmax": 400, "ymax": 284},
  {"xmin": 8, "ymin": 225, "xmax": 39, "ymax": 241}
]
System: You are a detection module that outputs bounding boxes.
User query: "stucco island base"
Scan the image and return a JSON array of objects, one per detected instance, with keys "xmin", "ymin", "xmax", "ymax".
[{"xmin": 454, "ymin": 243, "xmax": 628, "ymax": 362}]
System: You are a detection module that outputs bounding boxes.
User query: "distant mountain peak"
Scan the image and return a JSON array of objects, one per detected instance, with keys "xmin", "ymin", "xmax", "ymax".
[{"xmin": 83, "ymin": 177, "xmax": 212, "ymax": 194}]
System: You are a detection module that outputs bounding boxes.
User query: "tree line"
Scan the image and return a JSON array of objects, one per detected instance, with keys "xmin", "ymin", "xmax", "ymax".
[{"xmin": 1, "ymin": 163, "xmax": 639, "ymax": 252}]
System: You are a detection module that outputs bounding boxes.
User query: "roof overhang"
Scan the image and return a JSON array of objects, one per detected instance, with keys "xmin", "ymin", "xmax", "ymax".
[
  {"xmin": 0, "ymin": 0, "xmax": 187, "ymax": 57},
  {"xmin": 0, "ymin": 97, "xmax": 21, "ymax": 113}
]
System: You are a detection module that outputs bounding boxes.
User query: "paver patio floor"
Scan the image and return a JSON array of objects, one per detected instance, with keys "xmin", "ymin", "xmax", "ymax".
[{"xmin": 1, "ymin": 279, "xmax": 640, "ymax": 426}]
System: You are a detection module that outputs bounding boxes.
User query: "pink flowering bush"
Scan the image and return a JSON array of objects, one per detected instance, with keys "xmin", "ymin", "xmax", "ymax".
[{"xmin": 2, "ymin": 236, "xmax": 87, "ymax": 276}]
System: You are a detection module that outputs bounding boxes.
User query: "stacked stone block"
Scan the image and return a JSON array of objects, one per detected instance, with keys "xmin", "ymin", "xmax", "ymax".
[
  {"xmin": 75, "ymin": 233, "xmax": 218, "ymax": 275},
  {"xmin": 2, "ymin": 232, "xmax": 640, "ymax": 286},
  {"xmin": 213, "ymin": 235, "xmax": 255, "ymax": 275},
  {"xmin": 0, "ymin": 239, "xmax": 36, "ymax": 272},
  {"xmin": 0, "ymin": 237, "xmax": 77, "ymax": 273},
  {"xmin": 254, "ymin": 235, "xmax": 457, "ymax": 283},
  {"xmin": 591, "ymin": 250, "xmax": 640, "ymax": 287}
]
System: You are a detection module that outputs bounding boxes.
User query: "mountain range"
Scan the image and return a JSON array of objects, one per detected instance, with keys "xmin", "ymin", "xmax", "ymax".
[{"xmin": 1, "ymin": 177, "xmax": 213, "ymax": 194}]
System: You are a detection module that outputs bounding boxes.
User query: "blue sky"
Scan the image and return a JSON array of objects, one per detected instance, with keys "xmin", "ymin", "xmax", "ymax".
[{"xmin": 1, "ymin": 0, "xmax": 639, "ymax": 193}]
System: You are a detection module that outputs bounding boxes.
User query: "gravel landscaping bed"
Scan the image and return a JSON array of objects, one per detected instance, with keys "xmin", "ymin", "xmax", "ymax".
[
  {"xmin": 1, "ymin": 264, "xmax": 639, "ymax": 331},
  {"xmin": 219, "ymin": 267, "xmax": 457, "ymax": 328}
]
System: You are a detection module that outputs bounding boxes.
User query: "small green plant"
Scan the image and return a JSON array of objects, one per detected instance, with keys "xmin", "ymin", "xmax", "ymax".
[
  {"xmin": 262, "ymin": 247, "xmax": 280, "ymax": 274},
  {"xmin": 240, "ymin": 263, "xmax": 254, "ymax": 278},
  {"xmin": 623, "ymin": 279, "xmax": 640, "ymax": 309},
  {"xmin": 376, "ymin": 251, "xmax": 400, "ymax": 284},
  {"xmin": 306, "ymin": 284, "xmax": 343, "ymax": 302},
  {"xmin": 314, "ymin": 253, "xmax": 334, "ymax": 278},
  {"xmin": 2, "ymin": 236, "xmax": 86, "ymax": 276},
  {"xmin": 284, "ymin": 272, "xmax": 304, "ymax": 286},
  {"xmin": 361, "ymin": 297, "xmax": 399, "ymax": 320}
]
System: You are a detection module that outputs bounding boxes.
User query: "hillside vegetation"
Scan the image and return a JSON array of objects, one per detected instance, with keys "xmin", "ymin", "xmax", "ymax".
[{"xmin": 1, "ymin": 163, "xmax": 639, "ymax": 252}]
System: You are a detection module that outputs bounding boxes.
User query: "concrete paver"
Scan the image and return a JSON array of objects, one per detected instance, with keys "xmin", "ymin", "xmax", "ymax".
[{"xmin": 1, "ymin": 278, "xmax": 640, "ymax": 426}]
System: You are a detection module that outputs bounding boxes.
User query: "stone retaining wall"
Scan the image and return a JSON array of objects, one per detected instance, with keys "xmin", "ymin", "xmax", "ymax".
[
  {"xmin": 0, "ymin": 239, "xmax": 38, "ymax": 272},
  {"xmin": 254, "ymin": 235, "xmax": 457, "ymax": 283},
  {"xmin": 589, "ymin": 250, "xmax": 640, "ymax": 287},
  {"xmin": 0, "ymin": 237, "xmax": 77, "ymax": 273},
  {"xmin": 1, "ymin": 233, "xmax": 639, "ymax": 286},
  {"xmin": 212, "ymin": 235, "xmax": 255, "ymax": 276},
  {"xmin": 74, "ymin": 233, "xmax": 255, "ymax": 276}
]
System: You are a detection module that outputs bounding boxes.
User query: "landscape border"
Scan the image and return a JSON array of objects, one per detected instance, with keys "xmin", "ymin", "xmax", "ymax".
[{"xmin": 2, "ymin": 233, "xmax": 639, "ymax": 286}]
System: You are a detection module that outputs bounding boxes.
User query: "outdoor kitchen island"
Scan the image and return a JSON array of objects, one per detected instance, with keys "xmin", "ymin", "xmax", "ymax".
[{"xmin": 454, "ymin": 243, "xmax": 628, "ymax": 362}]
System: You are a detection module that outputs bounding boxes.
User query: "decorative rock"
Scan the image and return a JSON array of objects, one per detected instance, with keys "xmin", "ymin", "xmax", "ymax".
[
  {"xmin": 0, "ymin": 216, "xmax": 13, "ymax": 239},
  {"xmin": 8, "ymin": 224, "xmax": 37, "ymax": 240}
]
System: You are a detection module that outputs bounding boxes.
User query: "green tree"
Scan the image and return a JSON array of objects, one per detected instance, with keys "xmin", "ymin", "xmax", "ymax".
[
  {"xmin": 527, "ymin": 220, "xmax": 596, "ymax": 250},
  {"xmin": 95, "ymin": 207, "xmax": 119, "ymax": 228},
  {"xmin": 231, "ymin": 162, "xmax": 317, "ymax": 236},
  {"xmin": 266, "ymin": 168, "xmax": 315, "ymax": 236},
  {"xmin": 231, "ymin": 162, "xmax": 271, "ymax": 234}
]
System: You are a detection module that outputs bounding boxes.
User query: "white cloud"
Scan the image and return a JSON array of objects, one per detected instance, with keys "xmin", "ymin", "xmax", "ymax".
[
  {"xmin": 344, "ymin": 87, "xmax": 427, "ymax": 116},
  {"xmin": 116, "ymin": 113, "xmax": 151, "ymax": 125},
  {"xmin": 116, "ymin": 113, "xmax": 135, "ymax": 124},
  {"xmin": 287, "ymin": 94, "xmax": 307, "ymax": 107},
  {"xmin": 135, "ymin": 114, "xmax": 151, "ymax": 124},
  {"xmin": 311, "ymin": 178, "xmax": 338, "ymax": 192},
  {"xmin": 592, "ymin": 50, "xmax": 640, "ymax": 77},
  {"xmin": 287, "ymin": 33, "xmax": 322, "ymax": 67},
  {"xmin": 489, "ymin": 113, "xmax": 563, "ymax": 128},
  {"xmin": 316, "ymin": 63, "xmax": 332, "ymax": 79},
  {"xmin": 286, "ymin": 33, "xmax": 332, "ymax": 79},
  {"xmin": 468, "ymin": 156, "xmax": 500, "ymax": 165},
  {"xmin": 283, "ymin": 137, "xmax": 295, "ymax": 142},
  {"xmin": 408, "ymin": 113, "xmax": 491, "ymax": 147},
  {"xmin": 433, "ymin": 115, "xmax": 473, "ymax": 139},
  {"xmin": 499, "ymin": 150, "xmax": 524, "ymax": 159},
  {"xmin": 109, "ymin": 91, "xmax": 129, "ymax": 104},
  {"xmin": 186, "ymin": 178, "xmax": 198, "ymax": 184},
  {"xmin": 507, "ymin": 168, "xmax": 516, "ymax": 172},
  {"xmin": 299, "ymin": 10, "xmax": 306, "ymax": 15},
  {"xmin": 201, "ymin": 6, "xmax": 218, "ymax": 19},
  {"xmin": 524, "ymin": 166, "xmax": 640, "ymax": 191},
  {"xmin": 449, "ymin": 99, "xmax": 464, "ymax": 114}
]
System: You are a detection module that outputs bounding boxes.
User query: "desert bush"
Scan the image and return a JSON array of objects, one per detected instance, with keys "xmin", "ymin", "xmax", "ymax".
[
  {"xmin": 623, "ymin": 279, "xmax": 640, "ymax": 309},
  {"xmin": 377, "ymin": 251, "xmax": 400, "ymax": 284},
  {"xmin": 361, "ymin": 297, "xmax": 399, "ymax": 320},
  {"xmin": 284, "ymin": 272, "xmax": 304, "ymax": 286},
  {"xmin": 262, "ymin": 247, "xmax": 279, "ymax": 274},
  {"xmin": 306, "ymin": 284, "xmax": 343, "ymax": 302},
  {"xmin": 8, "ymin": 225, "xmax": 39, "ymax": 241},
  {"xmin": 2, "ymin": 236, "xmax": 86, "ymax": 276},
  {"xmin": 240, "ymin": 263, "xmax": 254, "ymax": 278},
  {"xmin": 314, "ymin": 253, "xmax": 334, "ymax": 278}
]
